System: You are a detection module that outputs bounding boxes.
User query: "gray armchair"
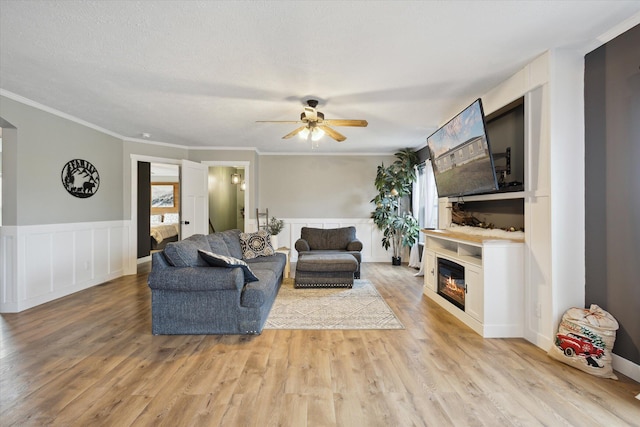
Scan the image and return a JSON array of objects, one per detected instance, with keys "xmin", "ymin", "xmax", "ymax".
[{"xmin": 294, "ymin": 226, "xmax": 363, "ymax": 278}]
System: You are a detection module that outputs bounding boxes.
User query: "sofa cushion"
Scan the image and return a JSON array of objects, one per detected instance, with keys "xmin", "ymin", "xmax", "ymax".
[
  {"xmin": 219, "ymin": 229, "xmax": 244, "ymax": 259},
  {"xmin": 240, "ymin": 269, "xmax": 277, "ymax": 308},
  {"xmin": 198, "ymin": 249, "xmax": 258, "ymax": 282},
  {"xmin": 296, "ymin": 253, "xmax": 358, "ymax": 272},
  {"xmin": 301, "ymin": 226, "xmax": 356, "ymax": 250},
  {"xmin": 240, "ymin": 230, "xmax": 275, "ymax": 259},
  {"xmin": 163, "ymin": 234, "xmax": 211, "ymax": 267},
  {"xmin": 206, "ymin": 233, "xmax": 231, "ymax": 257},
  {"xmin": 346, "ymin": 240, "xmax": 363, "ymax": 251}
]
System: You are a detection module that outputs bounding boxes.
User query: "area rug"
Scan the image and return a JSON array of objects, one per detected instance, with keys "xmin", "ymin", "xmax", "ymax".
[{"xmin": 264, "ymin": 279, "xmax": 404, "ymax": 330}]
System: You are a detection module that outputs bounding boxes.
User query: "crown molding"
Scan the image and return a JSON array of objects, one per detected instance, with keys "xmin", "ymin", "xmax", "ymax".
[
  {"xmin": 597, "ymin": 12, "xmax": 640, "ymax": 45},
  {"xmin": 0, "ymin": 89, "xmax": 124, "ymax": 140},
  {"xmin": 1, "ymin": 89, "xmax": 401, "ymax": 156}
]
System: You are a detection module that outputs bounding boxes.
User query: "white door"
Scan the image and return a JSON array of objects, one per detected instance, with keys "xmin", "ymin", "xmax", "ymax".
[
  {"xmin": 180, "ymin": 160, "xmax": 208, "ymax": 238},
  {"xmin": 464, "ymin": 263, "xmax": 484, "ymax": 322},
  {"xmin": 424, "ymin": 249, "xmax": 436, "ymax": 291}
]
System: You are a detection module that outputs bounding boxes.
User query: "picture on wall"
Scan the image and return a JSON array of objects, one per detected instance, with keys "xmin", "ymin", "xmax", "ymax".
[
  {"xmin": 151, "ymin": 184, "xmax": 175, "ymax": 207},
  {"xmin": 61, "ymin": 158, "xmax": 100, "ymax": 198}
]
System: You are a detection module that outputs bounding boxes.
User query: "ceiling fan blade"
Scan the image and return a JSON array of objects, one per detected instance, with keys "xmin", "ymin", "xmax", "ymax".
[
  {"xmin": 318, "ymin": 125, "xmax": 346, "ymax": 142},
  {"xmin": 322, "ymin": 119, "xmax": 368, "ymax": 127},
  {"xmin": 282, "ymin": 126, "xmax": 307, "ymax": 139},
  {"xmin": 256, "ymin": 120, "xmax": 304, "ymax": 124}
]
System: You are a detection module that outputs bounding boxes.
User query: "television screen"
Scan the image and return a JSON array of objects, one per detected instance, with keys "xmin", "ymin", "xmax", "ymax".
[{"xmin": 427, "ymin": 99, "xmax": 499, "ymax": 198}]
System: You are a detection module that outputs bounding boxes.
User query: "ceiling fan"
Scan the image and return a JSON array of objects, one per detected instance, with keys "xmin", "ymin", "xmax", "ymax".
[{"xmin": 257, "ymin": 99, "xmax": 368, "ymax": 142}]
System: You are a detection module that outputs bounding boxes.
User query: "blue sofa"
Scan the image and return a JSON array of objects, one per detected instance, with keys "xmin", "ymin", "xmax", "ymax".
[{"xmin": 147, "ymin": 229, "xmax": 286, "ymax": 335}]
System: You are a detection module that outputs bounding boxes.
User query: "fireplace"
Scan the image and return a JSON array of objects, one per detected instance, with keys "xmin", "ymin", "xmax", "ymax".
[{"xmin": 437, "ymin": 258, "xmax": 465, "ymax": 310}]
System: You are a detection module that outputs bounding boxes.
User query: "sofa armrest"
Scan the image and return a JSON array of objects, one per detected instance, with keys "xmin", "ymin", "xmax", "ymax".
[
  {"xmin": 346, "ymin": 239, "xmax": 363, "ymax": 252},
  {"xmin": 148, "ymin": 266, "xmax": 244, "ymax": 292},
  {"xmin": 295, "ymin": 238, "xmax": 310, "ymax": 253}
]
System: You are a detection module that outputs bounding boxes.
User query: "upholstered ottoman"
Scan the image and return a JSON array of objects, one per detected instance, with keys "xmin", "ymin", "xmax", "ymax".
[{"xmin": 294, "ymin": 253, "xmax": 358, "ymax": 288}]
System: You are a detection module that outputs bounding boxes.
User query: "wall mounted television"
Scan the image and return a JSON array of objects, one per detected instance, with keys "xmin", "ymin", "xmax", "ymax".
[{"xmin": 426, "ymin": 98, "xmax": 499, "ymax": 198}]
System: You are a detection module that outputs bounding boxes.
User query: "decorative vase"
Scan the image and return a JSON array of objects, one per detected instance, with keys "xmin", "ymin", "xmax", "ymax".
[
  {"xmin": 392, "ymin": 256, "xmax": 402, "ymax": 266},
  {"xmin": 270, "ymin": 235, "xmax": 279, "ymax": 250}
]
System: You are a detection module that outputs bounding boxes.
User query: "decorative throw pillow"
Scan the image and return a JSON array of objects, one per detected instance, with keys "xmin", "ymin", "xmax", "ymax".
[
  {"xmin": 198, "ymin": 249, "xmax": 259, "ymax": 282},
  {"xmin": 239, "ymin": 230, "xmax": 275, "ymax": 259}
]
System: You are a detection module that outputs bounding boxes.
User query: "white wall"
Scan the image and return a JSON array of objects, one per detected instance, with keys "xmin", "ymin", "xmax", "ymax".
[
  {"xmin": 481, "ymin": 49, "xmax": 585, "ymax": 351},
  {"xmin": 269, "ymin": 218, "xmax": 389, "ymax": 263},
  {"xmin": 1, "ymin": 221, "xmax": 130, "ymax": 312}
]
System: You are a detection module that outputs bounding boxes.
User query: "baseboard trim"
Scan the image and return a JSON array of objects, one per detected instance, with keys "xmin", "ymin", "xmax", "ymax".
[{"xmin": 612, "ymin": 354, "xmax": 640, "ymax": 383}]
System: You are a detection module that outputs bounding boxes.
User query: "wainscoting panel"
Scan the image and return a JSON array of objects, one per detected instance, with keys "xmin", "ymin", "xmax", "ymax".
[
  {"xmin": 24, "ymin": 231, "xmax": 54, "ymax": 300},
  {"xmin": 273, "ymin": 218, "xmax": 390, "ymax": 263},
  {"xmin": 0, "ymin": 221, "xmax": 132, "ymax": 313},
  {"xmin": 53, "ymin": 231, "xmax": 75, "ymax": 292},
  {"xmin": 0, "ymin": 232, "xmax": 17, "ymax": 306}
]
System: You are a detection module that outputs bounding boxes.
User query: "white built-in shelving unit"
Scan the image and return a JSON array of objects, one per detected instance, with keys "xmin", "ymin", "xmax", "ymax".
[{"xmin": 422, "ymin": 229, "xmax": 524, "ymax": 338}]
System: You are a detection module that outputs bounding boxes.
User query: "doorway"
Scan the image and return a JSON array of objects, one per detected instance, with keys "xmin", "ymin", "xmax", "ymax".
[
  {"xmin": 137, "ymin": 162, "xmax": 181, "ymax": 259},
  {"xmin": 208, "ymin": 166, "xmax": 245, "ymax": 233},
  {"xmin": 203, "ymin": 161, "xmax": 250, "ymax": 234}
]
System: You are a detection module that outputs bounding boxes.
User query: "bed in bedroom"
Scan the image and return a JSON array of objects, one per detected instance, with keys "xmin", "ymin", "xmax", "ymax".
[{"xmin": 150, "ymin": 213, "xmax": 180, "ymax": 250}]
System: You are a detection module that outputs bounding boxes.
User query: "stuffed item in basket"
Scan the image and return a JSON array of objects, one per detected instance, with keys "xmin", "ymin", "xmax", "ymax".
[{"xmin": 548, "ymin": 304, "xmax": 619, "ymax": 379}]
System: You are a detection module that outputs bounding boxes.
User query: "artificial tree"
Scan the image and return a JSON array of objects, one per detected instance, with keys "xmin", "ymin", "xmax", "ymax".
[{"xmin": 371, "ymin": 149, "xmax": 420, "ymax": 265}]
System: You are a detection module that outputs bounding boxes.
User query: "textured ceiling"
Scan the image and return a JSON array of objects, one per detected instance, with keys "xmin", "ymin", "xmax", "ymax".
[{"xmin": 1, "ymin": 1, "xmax": 639, "ymax": 154}]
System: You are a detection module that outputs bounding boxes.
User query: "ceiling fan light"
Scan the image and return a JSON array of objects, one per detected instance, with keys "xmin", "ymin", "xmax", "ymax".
[
  {"xmin": 311, "ymin": 127, "xmax": 324, "ymax": 141},
  {"xmin": 299, "ymin": 127, "xmax": 310, "ymax": 140}
]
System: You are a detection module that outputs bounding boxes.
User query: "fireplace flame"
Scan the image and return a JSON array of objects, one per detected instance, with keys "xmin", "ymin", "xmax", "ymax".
[{"xmin": 444, "ymin": 276, "xmax": 465, "ymax": 298}]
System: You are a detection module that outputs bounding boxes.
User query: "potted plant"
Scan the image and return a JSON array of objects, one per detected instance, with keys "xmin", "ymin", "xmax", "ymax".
[
  {"xmin": 371, "ymin": 149, "xmax": 420, "ymax": 265},
  {"xmin": 267, "ymin": 217, "xmax": 284, "ymax": 249}
]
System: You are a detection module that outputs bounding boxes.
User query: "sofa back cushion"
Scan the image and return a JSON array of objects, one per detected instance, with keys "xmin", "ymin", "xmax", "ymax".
[
  {"xmin": 218, "ymin": 229, "xmax": 244, "ymax": 259},
  {"xmin": 301, "ymin": 226, "xmax": 356, "ymax": 250},
  {"xmin": 206, "ymin": 233, "xmax": 231, "ymax": 257},
  {"xmin": 163, "ymin": 234, "xmax": 211, "ymax": 267}
]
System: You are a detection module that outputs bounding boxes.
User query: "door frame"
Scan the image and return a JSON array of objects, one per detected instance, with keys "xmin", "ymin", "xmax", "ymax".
[
  {"xmin": 130, "ymin": 155, "xmax": 182, "ymax": 271},
  {"xmin": 128, "ymin": 157, "xmax": 252, "ymax": 273},
  {"xmin": 201, "ymin": 161, "xmax": 251, "ymax": 233}
]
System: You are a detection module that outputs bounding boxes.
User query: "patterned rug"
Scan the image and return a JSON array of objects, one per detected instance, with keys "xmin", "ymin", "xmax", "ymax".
[{"xmin": 264, "ymin": 279, "xmax": 404, "ymax": 330}]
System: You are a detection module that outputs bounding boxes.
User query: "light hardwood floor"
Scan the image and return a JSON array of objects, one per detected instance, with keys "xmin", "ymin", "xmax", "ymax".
[{"xmin": 1, "ymin": 263, "xmax": 638, "ymax": 426}]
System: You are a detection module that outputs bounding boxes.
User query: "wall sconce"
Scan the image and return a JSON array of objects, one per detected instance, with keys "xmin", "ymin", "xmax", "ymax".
[
  {"xmin": 231, "ymin": 173, "xmax": 241, "ymax": 184},
  {"xmin": 240, "ymin": 181, "xmax": 246, "ymax": 191}
]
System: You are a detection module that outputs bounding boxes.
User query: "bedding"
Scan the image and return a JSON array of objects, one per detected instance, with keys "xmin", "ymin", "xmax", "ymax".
[
  {"xmin": 150, "ymin": 214, "xmax": 180, "ymax": 250},
  {"xmin": 151, "ymin": 223, "xmax": 179, "ymax": 244}
]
